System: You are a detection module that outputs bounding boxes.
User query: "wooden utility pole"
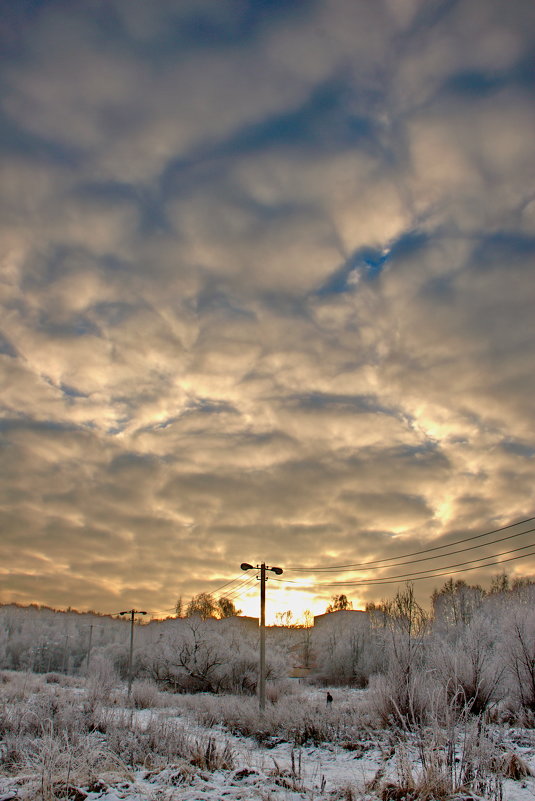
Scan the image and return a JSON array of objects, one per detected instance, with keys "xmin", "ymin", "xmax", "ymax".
[
  {"xmin": 259, "ymin": 562, "xmax": 266, "ymax": 711},
  {"xmin": 240, "ymin": 561, "xmax": 283, "ymax": 712},
  {"xmin": 85, "ymin": 624, "xmax": 93, "ymax": 674},
  {"xmin": 120, "ymin": 609, "xmax": 147, "ymax": 697},
  {"xmin": 61, "ymin": 634, "xmax": 69, "ymax": 674}
]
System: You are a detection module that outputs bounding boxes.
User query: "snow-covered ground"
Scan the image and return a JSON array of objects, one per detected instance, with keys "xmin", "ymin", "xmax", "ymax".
[{"xmin": 1, "ymin": 676, "xmax": 535, "ymax": 800}]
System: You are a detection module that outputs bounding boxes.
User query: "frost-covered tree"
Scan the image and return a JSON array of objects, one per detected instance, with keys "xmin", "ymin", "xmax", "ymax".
[
  {"xmin": 503, "ymin": 606, "xmax": 535, "ymax": 717},
  {"xmin": 490, "ymin": 571, "xmax": 510, "ymax": 594},
  {"xmin": 368, "ymin": 584, "xmax": 431, "ymax": 724},
  {"xmin": 432, "ymin": 579, "xmax": 485, "ymax": 631},
  {"xmin": 430, "ymin": 608, "xmax": 504, "ymax": 716},
  {"xmin": 0, "ymin": 604, "xmax": 140, "ymax": 676},
  {"xmin": 141, "ymin": 617, "xmax": 287, "ymax": 694},
  {"xmin": 313, "ymin": 611, "xmax": 379, "ymax": 687}
]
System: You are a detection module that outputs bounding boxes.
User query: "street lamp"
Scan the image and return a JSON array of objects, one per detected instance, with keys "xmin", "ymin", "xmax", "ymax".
[
  {"xmin": 241, "ymin": 562, "xmax": 283, "ymax": 711},
  {"xmin": 119, "ymin": 609, "xmax": 147, "ymax": 697}
]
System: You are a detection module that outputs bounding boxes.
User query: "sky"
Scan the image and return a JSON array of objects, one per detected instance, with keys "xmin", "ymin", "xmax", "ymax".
[{"xmin": 1, "ymin": 0, "xmax": 534, "ymax": 622}]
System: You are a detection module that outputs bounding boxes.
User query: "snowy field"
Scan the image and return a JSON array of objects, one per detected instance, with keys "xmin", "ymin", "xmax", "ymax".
[{"xmin": 1, "ymin": 672, "xmax": 535, "ymax": 801}]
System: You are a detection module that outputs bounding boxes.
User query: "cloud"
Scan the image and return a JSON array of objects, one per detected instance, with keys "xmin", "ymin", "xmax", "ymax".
[{"xmin": 0, "ymin": 0, "xmax": 534, "ymax": 617}]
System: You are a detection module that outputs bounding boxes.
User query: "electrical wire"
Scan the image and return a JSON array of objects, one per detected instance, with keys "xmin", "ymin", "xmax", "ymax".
[
  {"xmin": 149, "ymin": 517, "xmax": 535, "ymax": 617},
  {"xmin": 161, "ymin": 605, "xmax": 181, "ymax": 614},
  {"xmin": 285, "ymin": 515, "xmax": 535, "ymax": 572},
  {"xmin": 222, "ymin": 575, "xmax": 259, "ymax": 602},
  {"xmin": 223, "ymin": 580, "xmax": 262, "ymax": 607},
  {"xmin": 287, "ymin": 526, "xmax": 535, "ymax": 575},
  {"xmin": 209, "ymin": 573, "xmax": 253, "ymax": 594},
  {"xmin": 224, "ymin": 576, "xmax": 258, "ymax": 598},
  {"xmin": 308, "ymin": 547, "xmax": 535, "ymax": 588}
]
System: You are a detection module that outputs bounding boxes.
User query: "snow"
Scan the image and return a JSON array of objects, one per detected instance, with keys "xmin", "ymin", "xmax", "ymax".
[
  {"xmin": 2, "ymin": 679, "xmax": 535, "ymax": 800},
  {"xmin": 51, "ymin": 727, "xmax": 535, "ymax": 801}
]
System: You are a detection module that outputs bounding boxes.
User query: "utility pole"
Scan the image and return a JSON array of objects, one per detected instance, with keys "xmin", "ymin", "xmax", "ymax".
[
  {"xmin": 46, "ymin": 643, "xmax": 53, "ymax": 673},
  {"xmin": 119, "ymin": 609, "xmax": 147, "ymax": 697},
  {"xmin": 260, "ymin": 563, "xmax": 266, "ymax": 709},
  {"xmin": 240, "ymin": 562, "xmax": 283, "ymax": 711},
  {"xmin": 85, "ymin": 624, "xmax": 93, "ymax": 674},
  {"xmin": 61, "ymin": 634, "xmax": 69, "ymax": 674}
]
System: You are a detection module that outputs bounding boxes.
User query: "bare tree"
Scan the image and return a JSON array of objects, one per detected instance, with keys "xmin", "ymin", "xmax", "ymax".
[
  {"xmin": 216, "ymin": 596, "xmax": 241, "ymax": 618},
  {"xmin": 275, "ymin": 610, "xmax": 294, "ymax": 626},
  {"xmin": 432, "ymin": 579, "xmax": 484, "ymax": 630},
  {"xmin": 326, "ymin": 594, "xmax": 352, "ymax": 613},
  {"xmin": 185, "ymin": 593, "xmax": 240, "ymax": 620},
  {"xmin": 504, "ymin": 608, "xmax": 535, "ymax": 716},
  {"xmin": 174, "ymin": 596, "xmax": 184, "ymax": 617},
  {"xmin": 313, "ymin": 612, "xmax": 377, "ymax": 687},
  {"xmin": 186, "ymin": 592, "xmax": 218, "ymax": 620},
  {"xmin": 371, "ymin": 584, "xmax": 430, "ymax": 724},
  {"xmin": 489, "ymin": 572, "xmax": 510, "ymax": 594},
  {"xmin": 172, "ymin": 619, "xmax": 225, "ymax": 693}
]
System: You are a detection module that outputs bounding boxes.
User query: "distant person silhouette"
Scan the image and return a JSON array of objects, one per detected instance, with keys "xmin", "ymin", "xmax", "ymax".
[{"xmin": 326, "ymin": 692, "xmax": 333, "ymax": 705}]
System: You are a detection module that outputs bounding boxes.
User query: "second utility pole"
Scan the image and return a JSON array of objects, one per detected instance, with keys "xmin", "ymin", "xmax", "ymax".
[{"xmin": 120, "ymin": 609, "xmax": 146, "ymax": 697}]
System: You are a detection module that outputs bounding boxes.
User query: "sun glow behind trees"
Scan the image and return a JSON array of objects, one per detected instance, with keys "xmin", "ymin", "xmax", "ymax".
[
  {"xmin": 232, "ymin": 587, "xmax": 336, "ymax": 626},
  {"xmin": 206, "ymin": 517, "xmax": 535, "ymax": 622}
]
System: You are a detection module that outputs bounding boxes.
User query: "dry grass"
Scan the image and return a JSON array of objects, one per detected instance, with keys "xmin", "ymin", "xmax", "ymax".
[
  {"xmin": 0, "ymin": 672, "xmax": 532, "ymax": 801},
  {"xmin": 168, "ymin": 685, "xmax": 373, "ymax": 747}
]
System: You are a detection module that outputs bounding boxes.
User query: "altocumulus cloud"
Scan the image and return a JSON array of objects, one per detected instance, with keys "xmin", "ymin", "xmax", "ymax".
[{"xmin": 0, "ymin": 0, "xmax": 534, "ymax": 616}]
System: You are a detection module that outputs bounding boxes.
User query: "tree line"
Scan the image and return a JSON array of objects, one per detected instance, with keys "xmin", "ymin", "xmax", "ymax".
[{"xmin": 2, "ymin": 572, "xmax": 535, "ymax": 726}]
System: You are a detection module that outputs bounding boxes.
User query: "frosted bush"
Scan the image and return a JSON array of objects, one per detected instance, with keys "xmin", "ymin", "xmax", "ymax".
[
  {"xmin": 0, "ymin": 669, "xmax": 42, "ymax": 701},
  {"xmin": 44, "ymin": 671, "xmax": 78, "ymax": 686},
  {"xmin": 430, "ymin": 616, "xmax": 504, "ymax": 717},
  {"xmin": 366, "ymin": 668, "xmax": 444, "ymax": 728},
  {"xmin": 141, "ymin": 618, "xmax": 289, "ymax": 695},
  {"xmin": 129, "ymin": 679, "xmax": 162, "ymax": 709},
  {"xmin": 86, "ymin": 654, "xmax": 118, "ymax": 704},
  {"xmin": 24, "ymin": 731, "xmax": 120, "ymax": 797},
  {"xmin": 168, "ymin": 687, "xmax": 369, "ymax": 746}
]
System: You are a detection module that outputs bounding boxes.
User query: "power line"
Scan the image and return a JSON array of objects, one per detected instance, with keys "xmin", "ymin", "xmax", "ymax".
[
  {"xmin": 224, "ymin": 577, "xmax": 258, "ymax": 600},
  {"xmin": 155, "ymin": 606, "xmax": 179, "ymax": 616},
  {"xmin": 222, "ymin": 575, "xmax": 259, "ymax": 602},
  {"xmin": 183, "ymin": 575, "xmax": 259, "ymax": 607},
  {"xmin": 229, "ymin": 574, "xmax": 260, "ymax": 592},
  {"xmin": 209, "ymin": 573, "xmax": 252, "ymax": 594},
  {"xmin": 225, "ymin": 588, "xmax": 258, "ymax": 607},
  {"xmin": 288, "ymin": 526, "xmax": 535, "ymax": 575},
  {"xmin": 286, "ymin": 516, "xmax": 535, "ymax": 572},
  {"xmin": 182, "ymin": 574, "xmax": 257, "ymax": 606},
  {"xmin": 309, "ymin": 546, "xmax": 535, "ymax": 587}
]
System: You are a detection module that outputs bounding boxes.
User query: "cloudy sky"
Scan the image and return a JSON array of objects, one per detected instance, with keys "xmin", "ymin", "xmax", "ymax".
[{"xmin": 1, "ymin": 0, "xmax": 535, "ymax": 621}]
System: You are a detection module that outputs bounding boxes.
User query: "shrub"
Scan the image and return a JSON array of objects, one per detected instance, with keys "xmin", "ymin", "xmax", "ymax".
[{"xmin": 129, "ymin": 679, "xmax": 161, "ymax": 709}]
